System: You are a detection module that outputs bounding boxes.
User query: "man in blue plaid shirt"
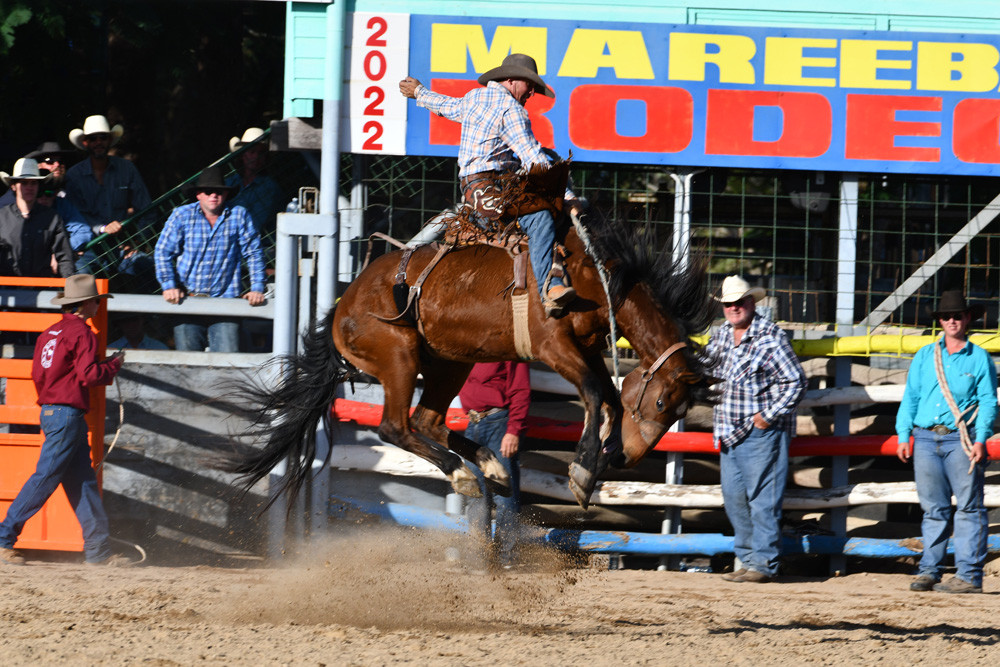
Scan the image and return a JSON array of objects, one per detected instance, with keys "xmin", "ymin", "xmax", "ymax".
[
  {"xmin": 154, "ymin": 166, "xmax": 266, "ymax": 352},
  {"xmin": 705, "ymin": 275, "xmax": 807, "ymax": 584},
  {"xmin": 399, "ymin": 53, "xmax": 579, "ymax": 314}
]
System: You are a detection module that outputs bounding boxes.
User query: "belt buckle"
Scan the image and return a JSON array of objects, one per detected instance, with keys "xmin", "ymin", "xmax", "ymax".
[{"xmin": 932, "ymin": 424, "xmax": 951, "ymax": 435}]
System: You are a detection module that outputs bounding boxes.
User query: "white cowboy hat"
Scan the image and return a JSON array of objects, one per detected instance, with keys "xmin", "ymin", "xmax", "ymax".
[
  {"xmin": 229, "ymin": 127, "xmax": 267, "ymax": 152},
  {"xmin": 68, "ymin": 115, "xmax": 124, "ymax": 150},
  {"xmin": 0, "ymin": 158, "xmax": 53, "ymax": 187},
  {"xmin": 50, "ymin": 274, "xmax": 114, "ymax": 306},
  {"xmin": 716, "ymin": 275, "xmax": 766, "ymax": 303},
  {"xmin": 477, "ymin": 53, "xmax": 555, "ymax": 98}
]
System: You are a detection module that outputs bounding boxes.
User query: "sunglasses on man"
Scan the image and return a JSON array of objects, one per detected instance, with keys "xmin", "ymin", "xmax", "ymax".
[{"xmin": 938, "ymin": 312, "xmax": 967, "ymax": 322}]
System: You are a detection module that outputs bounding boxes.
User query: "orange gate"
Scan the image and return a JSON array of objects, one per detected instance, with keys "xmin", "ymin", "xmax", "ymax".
[{"xmin": 0, "ymin": 277, "xmax": 109, "ymax": 551}]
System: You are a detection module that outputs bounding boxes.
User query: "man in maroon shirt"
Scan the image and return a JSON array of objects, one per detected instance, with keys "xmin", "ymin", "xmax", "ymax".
[
  {"xmin": 459, "ymin": 361, "xmax": 531, "ymax": 568},
  {"xmin": 0, "ymin": 274, "xmax": 125, "ymax": 566}
]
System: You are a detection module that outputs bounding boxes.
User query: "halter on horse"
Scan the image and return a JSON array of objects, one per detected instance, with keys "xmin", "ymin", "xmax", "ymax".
[{"xmin": 224, "ymin": 167, "xmax": 715, "ymax": 509}]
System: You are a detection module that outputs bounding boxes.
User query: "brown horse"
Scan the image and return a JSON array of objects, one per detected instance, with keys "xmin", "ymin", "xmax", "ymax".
[{"xmin": 226, "ymin": 212, "xmax": 715, "ymax": 509}]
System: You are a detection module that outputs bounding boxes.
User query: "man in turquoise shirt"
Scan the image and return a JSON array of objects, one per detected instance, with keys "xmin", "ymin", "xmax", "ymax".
[{"xmin": 896, "ymin": 290, "xmax": 997, "ymax": 594}]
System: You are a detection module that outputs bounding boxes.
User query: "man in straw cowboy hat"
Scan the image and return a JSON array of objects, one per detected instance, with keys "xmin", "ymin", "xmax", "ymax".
[
  {"xmin": 0, "ymin": 157, "xmax": 75, "ymax": 277},
  {"xmin": 225, "ymin": 127, "xmax": 284, "ymax": 247},
  {"xmin": 64, "ymin": 114, "xmax": 152, "ymax": 240},
  {"xmin": 0, "ymin": 275, "xmax": 127, "ymax": 567},
  {"xmin": 399, "ymin": 53, "xmax": 581, "ymax": 314},
  {"xmin": 154, "ymin": 165, "xmax": 266, "ymax": 352},
  {"xmin": 705, "ymin": 275, "xmax": 807, "ymax": 583},
  {"xmin": 896, "ymin": 289, "xmax": 997, "ymax": 594}
]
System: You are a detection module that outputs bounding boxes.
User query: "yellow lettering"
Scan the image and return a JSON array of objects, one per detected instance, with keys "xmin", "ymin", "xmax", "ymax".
[
  {"xmin": 840, "ymin": 39, "xmax": 911, "ymax": 90},
  {"xmin": 557, "ymin": 29, "xmax": 653, "ymax": 79},
  {"xmin": 764, "ymin": 37, "xmax": 836, "ymax": 87},
  {"xmin": 917, "ymin": 41, "xmax": 1000, "ymax": 92},
  {"xmin": 668, "ymin": 33, "xmax": 756, "ymax": 84},
  {"xmin": 430, "ymin": 24, "xmax": 547, "ymax": 74}
]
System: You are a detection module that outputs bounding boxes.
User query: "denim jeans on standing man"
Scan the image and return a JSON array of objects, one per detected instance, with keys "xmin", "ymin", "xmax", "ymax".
[
  {"xmin": 719, "ymin": 425, "xmax": 789, "ymax": 577},
  {"xmin": 912, "ymin": 427, "xmax": 988, "ymax": 587},
  {"xmin": 466, "ymin": 408, "xmax": 521, "ymax": 563},
  {"xmin": 0, "ymin": 405, "xmax": 112, "ymax": 563},
  {"xmin": 173, "ymin": 317, "xmax": 240, "ymax": 352}
]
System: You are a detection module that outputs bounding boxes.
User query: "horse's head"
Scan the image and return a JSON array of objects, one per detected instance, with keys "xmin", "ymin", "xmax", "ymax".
[{"xmin": 616, "ymin": 343, "xmax": 706, "ymax": 468}]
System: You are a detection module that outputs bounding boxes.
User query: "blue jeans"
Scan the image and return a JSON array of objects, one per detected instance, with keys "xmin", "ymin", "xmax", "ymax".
[
  {"xmin": 0, "ymin": 405, "xmax": 112, "ymax": 563},
  {"xmin": 174, "ymin": 317, "xmax": 240, "ymax": 352},
  {"xmin": 912, "ymin": 428, "xmax": 988, "ymax": 587},
  {"xmin": 719, "ymin": 425, "xmax": 789, "ymax": 576},
  {"xmin": 518, "ymin": 209, "xmax": 563, "ymax": 298},
  {"xmin": 466, "ymin": 409, "xmax": 521, "ymax": 562}
]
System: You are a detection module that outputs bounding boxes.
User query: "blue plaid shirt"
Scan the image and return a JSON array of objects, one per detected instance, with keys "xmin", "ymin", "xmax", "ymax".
[
  {"xmin": 154, "ymin": 202, "xmax": 266, "ymax": 298},
  {"xmin": 705, "ymin": 313, "xmax": 807, "ymax": 449},
  {"xmin": 415, "ymin": 81, "xmax": 550, "ymax": 177}
]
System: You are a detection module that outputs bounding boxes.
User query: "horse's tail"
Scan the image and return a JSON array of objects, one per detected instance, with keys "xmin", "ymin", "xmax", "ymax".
[{"xmin": 221, "ymin": 306, "xmax": 357, "ymax": 508}]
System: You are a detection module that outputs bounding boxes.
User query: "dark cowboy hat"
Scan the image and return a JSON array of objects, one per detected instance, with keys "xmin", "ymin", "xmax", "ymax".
[
  {"xmin": 930, "ymin": 289, "xmax": 985, "ymax": 321},
  {"xmin": 181, "ymin": 166, "xmax": 238, "ymax": 198},
  {"xmin": 50, "ymin": 274, "xmax": 113, "ymax": 306},
  {"xmin": 477, "ymin": 53, "xmax": 555, "ymax": 98},
  {"xmin": 25, "ymin": 141, "xmax": 78, "ymax": 164}
]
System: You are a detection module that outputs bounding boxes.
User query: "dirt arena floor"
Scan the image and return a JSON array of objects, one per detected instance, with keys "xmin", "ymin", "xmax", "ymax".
[{"xmin": 1, "ymin": 527, "xmax": 998, "ymax": 666}]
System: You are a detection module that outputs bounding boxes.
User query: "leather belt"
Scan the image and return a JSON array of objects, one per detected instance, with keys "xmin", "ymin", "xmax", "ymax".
[
  {"xmin": 930, "ymin": 424, "xmax": 955, "ymax": 435},
  {"xmin": 467, "ymin": 407, "xmax": 505, "ymax": 424}
]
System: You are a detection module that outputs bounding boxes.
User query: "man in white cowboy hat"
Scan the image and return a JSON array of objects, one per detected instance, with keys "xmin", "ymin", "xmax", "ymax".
[
  {"xmin": 0, "ymin": 274, "xmax": 128, "ymax": 567},
  {"xmin": 705, "ymin": 275, "xmax": 806, "ymax": 583},
  {"xmin": 225, "ymin": 127, "xmax": 284, "ymax": 247},
  {"xmin": 64, "ymin": 114, "xmax": 152, "ymax": 240},
  {"xmin": 154, "ymin": 166, "xmax": 266, "ymax": 352},
  {"xmin": 399, "ymin": 53, "xmax": 581, "ymax": 314},
  {"xmin": 0, "ymin": 157, "xmax": 75, "ymax": 277},
  {"xmin": 896, "ymin": 289, "xmax": 997, "ymax": 594}
]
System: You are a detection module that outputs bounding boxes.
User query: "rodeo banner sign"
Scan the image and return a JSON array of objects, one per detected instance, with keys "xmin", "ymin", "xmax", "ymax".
[{"xmin": 347, "ymin": 12, "xmax": 1000, "ymax": 176}]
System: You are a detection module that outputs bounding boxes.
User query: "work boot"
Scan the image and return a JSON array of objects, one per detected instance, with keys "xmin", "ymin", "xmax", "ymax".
[
  {"xmin": 545, "ymin": 284, "xmax": 576, "ymax": 307},
  {"xmin": 0, "ymin": 547, "xmax": 26, "ymax": 566},
  {"xmin": 932, "ymin": 576, "xmax": 981, "ymax": 594},
  {"xmin": 720, "ymin": 568, "xmax": 748, "ymax": 582},
  {"xmin": 909, "ymin": 575, "xmax": 937, "ymax": 592},
  {"xmin": 735, "ymin": 569, "xmax": 773, "ymax": 583}
]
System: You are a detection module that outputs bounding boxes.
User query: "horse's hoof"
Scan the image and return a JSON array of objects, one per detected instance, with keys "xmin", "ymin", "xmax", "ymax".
[
  {"xmin": 450, "ymin": 468, "xmax": 482, "ymax": 498},
  {"xmin": 568, "ymin": 462, "xmax": 593, "ymax": 509},
  {"xmin": 484, "ymin": 475, "xmax": 512, "ymax": 498},
  {"xmin": 478, "ymin": 457, "xmax": 512, "ymax": 497}
]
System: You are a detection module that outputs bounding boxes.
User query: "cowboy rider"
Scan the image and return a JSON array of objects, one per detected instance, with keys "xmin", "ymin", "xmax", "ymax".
[{"xmin": 399, "ymin": 53, "xmax": 580, "ymax": 314}]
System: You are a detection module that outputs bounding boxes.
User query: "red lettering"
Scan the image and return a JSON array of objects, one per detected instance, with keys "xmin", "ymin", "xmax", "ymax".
[
  {"xmin": 705, "ymin": 90, "xmax": 831, "ymax": 158},
  {"xmin": 568, "ymin": 85, "xmax": 692, "ymax": 153},
  {"xmin": 365, "ymin": 16, "xmax": 387, "ymax": 47},
  {"xmin": 427, "ymin": 79, "xmax": 555, "ymax": 147},
  {"xmin": 953, "ymin": 98, "xmax": 1000, "ymax": 164},
  {"xmin": 845, "ymin": 94, "xmax": 940, "ymax": 162}
]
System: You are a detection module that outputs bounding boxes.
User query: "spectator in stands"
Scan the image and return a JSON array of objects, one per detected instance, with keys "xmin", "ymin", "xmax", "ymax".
[
  {"xmin": 109, "ymin": 314, "xmax": 168, "ymax": 351},
  {"xmin": 705, "ymin": 275, "xmax": 807, "ymax": 584},
  {"xmin": 64, "ymin": 115, "xmax": 155, "ymax": 291},
  {"xmin": 459, "ymin": 361, "xmax": 530, "ymax": 569},
  {"xmin": 0, "ymin": 274, "xmax": 129, "ymax": 567},
  {"xmin": 29, "ymin": 148, "xmax": 97, "ymax": 274},
  {"xmin": 896, "ymin": 290, "xmax": 997, "ymax": 595},
  {"xmin": 154, "ymin": 166, "xmax": 266, "ymax": 352},
  {"xmin": 226, "ymin": 127, "xmax": 283, "ymax": 250},
  {"xmin": 0, "ymin": 158, "xmax": 75, "ymax": 277}
]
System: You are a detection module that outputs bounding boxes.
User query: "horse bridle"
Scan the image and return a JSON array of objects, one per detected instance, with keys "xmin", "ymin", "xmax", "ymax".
[{"xmin": 628, "ymin": 341, "xmax": 688, "ymax": 423}]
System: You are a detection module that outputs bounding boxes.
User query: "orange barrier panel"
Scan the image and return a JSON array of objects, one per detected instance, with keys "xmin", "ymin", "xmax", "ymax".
[
  {"xmin": 0, "ymin": 277, "xmax": 109, "ymax": 551},
  {"xmin": 331, "ymin": 398, "xmax": 1000, "ymax": 459}
]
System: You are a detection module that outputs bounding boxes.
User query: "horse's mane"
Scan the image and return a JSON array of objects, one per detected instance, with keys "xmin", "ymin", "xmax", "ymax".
[{"xmin": 579, "ymin": 212, "xmax": 716, "ymax": 345}]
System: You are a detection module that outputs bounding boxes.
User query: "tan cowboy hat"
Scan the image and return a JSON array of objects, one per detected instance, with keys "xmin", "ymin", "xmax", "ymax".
[
  {"xmin": 477, "ymin": 53, "xmax": 555, "ymax": 98},
  {"xmin": 229, "ymin": 127, "xmax": 267, "ymax": 152},
  {"xmin": 716, "ymin": 275, "xmax": 766, "ymax": 303},
  {"xmin": 930, "ymin": 289, "xmax": 985, "ymax": 321},
  {"xmin": 50, "ymin": 274, "xmax": 113, "ymax": 306},
  {"xmin": 68, "ymin": 115, "xmax": 124, "ymax": 150},
  {"xmin": 181, "ymin": 166, "xmax": 238, "ymax": 198},
  {"xmin": 0, "ymin": 158, "xmax": 53, "ymax": 187}
]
